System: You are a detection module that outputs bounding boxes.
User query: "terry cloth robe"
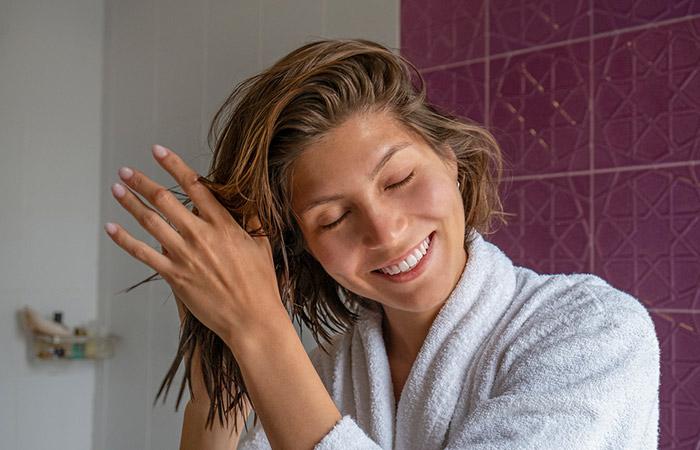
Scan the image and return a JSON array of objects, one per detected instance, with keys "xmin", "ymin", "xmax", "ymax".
[{"xmin": 237, "ymin": 230, "xmax": 660, "ymax": 450}]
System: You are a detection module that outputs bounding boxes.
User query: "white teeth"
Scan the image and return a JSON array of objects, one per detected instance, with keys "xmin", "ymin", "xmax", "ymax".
[{"xmin": 379, "ymin": 234, "xmax": 431, "ymax": 275}]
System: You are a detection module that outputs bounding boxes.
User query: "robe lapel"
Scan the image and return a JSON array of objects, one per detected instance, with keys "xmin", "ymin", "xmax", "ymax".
[
  {"xmin": 353, "ymin": 230, "xmax": 518, "ymax": 449},
  {"xmin": 352, "ymin": 308, "xmax": 395, "ymax": 449}
]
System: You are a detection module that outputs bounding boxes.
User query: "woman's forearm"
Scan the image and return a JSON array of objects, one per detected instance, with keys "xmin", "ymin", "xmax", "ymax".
[
  {"xmin": 179, "ymin": 399, "xmax": 251, "ymax": 450},
  {"xmin": 224, "ymin": 306, "xmax": 342, "ymax": 450}
]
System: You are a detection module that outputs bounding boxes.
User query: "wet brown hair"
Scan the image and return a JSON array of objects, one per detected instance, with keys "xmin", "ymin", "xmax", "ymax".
[{"xmin": 122, "ymin": 38, "xmax": 510, "ymax": 432}]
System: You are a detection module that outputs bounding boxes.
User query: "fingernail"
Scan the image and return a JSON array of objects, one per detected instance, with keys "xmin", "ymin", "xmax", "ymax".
[
  {"xmin": 153, "ymin": 145, "xmax": 168, "ymax": 158},
  {"xmin": 118, "ymin": 166, "xmax": 133, "ymax": 180},
  {"xmin": 111, "ymin": 182, "xmax": 126, "ymax": 198},
  {"xmin": 104, "ymin": 222, "xmax": 117, "ymax": 235}
]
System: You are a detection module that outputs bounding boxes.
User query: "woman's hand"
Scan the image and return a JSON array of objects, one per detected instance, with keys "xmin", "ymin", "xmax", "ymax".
[{"xmin": 104, "ymin": 144, "xmax": 287, "ymax": 347}]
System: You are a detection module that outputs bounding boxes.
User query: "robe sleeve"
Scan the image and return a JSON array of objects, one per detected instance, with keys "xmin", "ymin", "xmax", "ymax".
[
  {"xmin": 313, "ymin": 415, "xmax": 381, "ymax": 449},
  {"xmin": 236, "ymin": 412, "xmax": 381, "ymax": 449},
  {"xmin": 444, "ymin": 286, "xmax": 661, "ymax": 449},
  {"xmin": 236, "ymin": 418, "xmax": 272, "ymax": 449}
]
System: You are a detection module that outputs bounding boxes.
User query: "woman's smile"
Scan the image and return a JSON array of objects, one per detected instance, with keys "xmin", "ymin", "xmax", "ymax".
[{"xmin": 371, "ymin": 230, "xmax": 436, "ymax": 283}]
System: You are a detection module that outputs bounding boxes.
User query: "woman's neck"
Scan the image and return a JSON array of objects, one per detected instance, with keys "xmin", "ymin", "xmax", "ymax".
[{"xmin": 381, "ymin": 302, "xmax": 443, "ymax": 363}]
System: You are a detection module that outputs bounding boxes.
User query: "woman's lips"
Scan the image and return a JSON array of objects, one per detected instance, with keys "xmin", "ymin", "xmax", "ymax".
[{"xmin": 372, "ymin": 231, "xmax": 436, "ymax": 283}]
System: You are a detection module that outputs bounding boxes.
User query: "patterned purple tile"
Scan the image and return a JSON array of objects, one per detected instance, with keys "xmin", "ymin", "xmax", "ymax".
[
  {"xmin": 401, "ymin": 0, "xmax": 486, "ymax": 69},
  {"xmin": 593, "ymin": 165, "xmax": 700, "ymax": 310},
  {"xmin": 425, "ymin": 70, "xmax": 455, "ymax": 112},
  {"xmin": 423, "ymin": 63, "xmax": 486, "ymax": 123},
  {"xmin": 401, "ymin": 0, "xmax": 431, "ymax": 31},
  {"xmin": 594, "ymin": 0, "xmax": 700, "ymax": 34},
  {"xmin": 490, "ymin": 42, "xmax": 590, "ymax": 176},
  {"xmin": 402, "ymin": 0, "xmax": 482, "ymax": 32},
  {"xmin": 490, "ymin": 0, "xmax": 590, "ymax": 55},
  {"xmin": 489, "ymin": 175, "xmax": 591, "ymax": 274},
  {"xmin": 427, "ymin": 0, "xmax": 480, "ymax": 27},
  {"xmin": 402, "ymin": 26, "xmax": 433, "ymax": 69},
  {"xmin": 594, "ymin": 18, "xmax": 700, "ymax": 169},
  {"xmin": 649, "ymin": 311, "xmax": 700, "ymax": 449},
  {"xmin": 454, "ymin": 63, "xmax": 487, "ymax": 123}
]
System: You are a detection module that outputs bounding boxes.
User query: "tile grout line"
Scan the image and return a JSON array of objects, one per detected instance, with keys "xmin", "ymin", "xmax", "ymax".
[
  {"xmin": 98, "ymin": 3, "xmax": 115, "ymax": 449},
  {"xmin": 418, "ymin": 12, "xmax": 700, "ymax": 74},
  {"xmin": 484, "ymin": 0, "xmax": 489, "ymax": 128},
  {"xmin": 649, "ymin": 308, "xmax": 700, "ymax": 314},
  {"xmin": 589, "ymin": 0, "xmax": 595, "ymax": 275},
  {"xmin": 667, "ymin": 33, "xmax": 676, "ymax": 323},
  {"xmin": 200, "ymin": 0, "xmax": 209, "ymax": 155},
  {"xmin": 147, "ymin": 0, "xmax": 158, "ymax": 447},
  {"xmin": 504, "ymin": 159, "xmax": 700, "ymax": 181}
]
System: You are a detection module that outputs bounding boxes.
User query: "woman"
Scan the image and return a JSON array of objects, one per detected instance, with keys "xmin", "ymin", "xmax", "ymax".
[{"xmin": 106, "ymin": 39, "xmax": 660, "ymax": 449}]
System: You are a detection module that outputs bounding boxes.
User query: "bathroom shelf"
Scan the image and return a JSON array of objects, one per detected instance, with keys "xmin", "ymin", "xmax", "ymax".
[{"xmin": 29, "ymin": 332, "xmax": 120, "ymax": 361}]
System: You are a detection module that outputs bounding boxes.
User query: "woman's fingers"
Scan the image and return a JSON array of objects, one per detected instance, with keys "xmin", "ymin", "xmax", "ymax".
[
  {"xmin": 111, "ymin": 181, "xmax": 186, "ymax": 257},
  {"xmin": 104, "ymin": 221, "xmax": 175, "ymax": 277},
  {"xmin": 150, "ymin": 145, "xmax": 229, "ymax": 226},
  {"xmin": 117, "ymin": 164, "xmax": 198, "ymax": 237}
]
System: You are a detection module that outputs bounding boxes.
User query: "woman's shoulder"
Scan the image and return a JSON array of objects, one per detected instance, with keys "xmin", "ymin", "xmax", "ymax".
[
  {"xmin": 502, "ymin": 269, "xmax": 659, "ymax": 370},
  {"xmin": 511, "ymin": 266, "xmax": 652, "ymax": 326}
]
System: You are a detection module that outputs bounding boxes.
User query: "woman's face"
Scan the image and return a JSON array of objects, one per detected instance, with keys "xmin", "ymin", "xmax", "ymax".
[{"xmin": 290, "ymin": 110, "xmax": 467, "ymax": 315}]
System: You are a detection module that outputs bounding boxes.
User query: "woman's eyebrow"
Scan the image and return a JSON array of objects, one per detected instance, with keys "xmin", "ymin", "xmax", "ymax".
[{"xmin": 300, "ymin": 141, "xmax": 412, "ymax": 215}]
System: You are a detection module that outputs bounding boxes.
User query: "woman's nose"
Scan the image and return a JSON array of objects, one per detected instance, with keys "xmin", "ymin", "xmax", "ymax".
[{"xmin": 360, "ymin": 205, "xmax": 408, "ymax": 250}]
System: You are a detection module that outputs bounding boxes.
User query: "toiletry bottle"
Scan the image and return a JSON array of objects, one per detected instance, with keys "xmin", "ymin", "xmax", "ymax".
[
  {"xmin": 72, "ymin": 327, "xmax": 86, "ymax": 359},
  {"xmin": 52, "ymin": 311, "xmax": 67, "ymax": 358}
]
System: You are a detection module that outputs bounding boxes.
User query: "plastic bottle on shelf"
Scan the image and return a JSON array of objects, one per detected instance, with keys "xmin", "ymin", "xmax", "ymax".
[
  {"xmin": 52, "ymin": 311, "xmax": 68, "ymax": 358},
  {"xmin": 71, "ymin": 326, "xmax": 87, "ymax": 359}
]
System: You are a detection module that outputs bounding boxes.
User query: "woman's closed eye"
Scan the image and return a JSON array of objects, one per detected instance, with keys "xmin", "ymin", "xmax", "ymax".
[{"xmin": 320, "ymin": 171, "xmax": 416, "ymax": 231}]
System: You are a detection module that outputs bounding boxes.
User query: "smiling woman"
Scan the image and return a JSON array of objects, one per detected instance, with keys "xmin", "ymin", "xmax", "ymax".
[{"xmin": 112, "ymin": 38, "xmax": 659, "ymax": 450}]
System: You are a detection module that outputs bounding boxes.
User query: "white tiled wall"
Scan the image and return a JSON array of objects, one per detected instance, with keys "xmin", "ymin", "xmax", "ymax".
[
  {"xmin": 98, "ymin": 1, "xmax": 399, "ymax": 450},
  {"xmin": 0, "ymin": 0, "xmax": 104, "ymax": 449}
]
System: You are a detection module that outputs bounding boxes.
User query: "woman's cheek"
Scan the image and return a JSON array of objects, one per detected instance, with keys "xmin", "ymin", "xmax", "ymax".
[
  {"xmin": 308, "ymin": 237, "xmax": 354, "ymax": 277},
  {"xmin": 410, "ymin": 176, "xmax": 452, "ymax": 218}
]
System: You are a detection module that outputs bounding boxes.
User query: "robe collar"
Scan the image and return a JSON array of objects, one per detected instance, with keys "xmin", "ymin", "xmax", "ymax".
[{"xmin": 350, "ymin": 229, "xmax": 518, "ymax": 449}]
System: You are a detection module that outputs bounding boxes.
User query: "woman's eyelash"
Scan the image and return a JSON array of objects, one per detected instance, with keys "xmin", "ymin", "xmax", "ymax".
[
  {"xmin": 387, "ymin": 171, "xmax": 415, "ymax": 190},
  {"xmin": 321, "ymin": 213, "xmax": 348, "ymax": 230},
  {"xmin": 320, "ymin": 171, "xmax": 416, "ymax": 230}
]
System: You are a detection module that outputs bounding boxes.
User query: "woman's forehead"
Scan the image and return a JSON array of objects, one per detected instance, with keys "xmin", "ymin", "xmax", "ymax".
[{"xmin": 292, "ymin": 112, "xmax": 419, "ymax": 177}]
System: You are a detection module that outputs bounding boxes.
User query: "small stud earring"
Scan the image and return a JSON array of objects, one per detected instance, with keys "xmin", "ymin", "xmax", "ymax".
[{"xmin": 457, "ymin": 180, "xmax": 461, "ymax": 189}]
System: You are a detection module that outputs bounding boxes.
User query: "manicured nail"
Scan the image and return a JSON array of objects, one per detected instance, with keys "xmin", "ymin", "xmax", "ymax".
[
  {"xmin": 118, "ymin": 166, "xmax": 133, "ymax": 180},
  {"xmin": 104, "ymin": 222, "xmax": 117, "ymax": 235},
  {"xmin": 153, "ymin": 145, "xmax": 168, "ymax": 158},
  {"xmin": 111, "ymin": 182, "xmax": 126, "ymax": 198}
]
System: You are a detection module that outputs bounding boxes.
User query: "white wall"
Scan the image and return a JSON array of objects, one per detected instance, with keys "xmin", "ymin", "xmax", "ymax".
[
  {"xmin": 0, "ymin": 0, "xmax": 104, "ymax": 449},
  {"xmin": 97, "ymin": 1, "xmax": 399, "ymax": 450}
]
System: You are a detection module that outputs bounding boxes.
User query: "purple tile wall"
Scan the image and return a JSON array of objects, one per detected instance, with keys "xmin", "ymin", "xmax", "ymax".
[{"xmin": 401, "ymin": 1, "xmax": 700, "ymax": 448}]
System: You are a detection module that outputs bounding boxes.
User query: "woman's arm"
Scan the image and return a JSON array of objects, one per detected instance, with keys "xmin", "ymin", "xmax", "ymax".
[
  {"xmin": 180, "ymin": 402, "xmax": 248, "ymax": 450},
  {"xmin": 225, "ymin": 306, "xmax": 345, "ymax": 450},
  {"xmin": 180, "ymin": 398, "xmax": 251, "ymax": 450}
]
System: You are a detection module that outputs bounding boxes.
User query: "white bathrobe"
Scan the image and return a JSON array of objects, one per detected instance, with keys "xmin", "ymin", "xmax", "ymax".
[{"xmin": 238, "ymin": 230, "xmax": 660, "ymax": 449}]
